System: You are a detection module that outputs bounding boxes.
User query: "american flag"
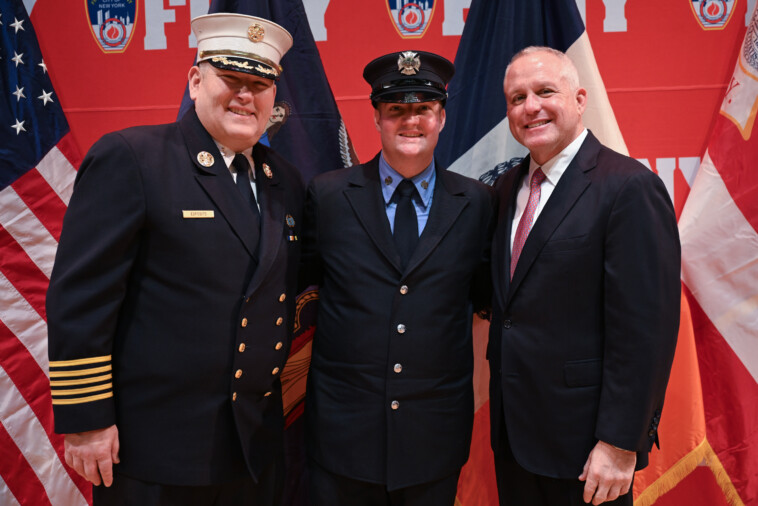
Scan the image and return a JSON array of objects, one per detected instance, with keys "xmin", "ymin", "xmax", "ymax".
[{"xmin": 0, "ymin": 0, "xmax": 89, "ymax": 503}]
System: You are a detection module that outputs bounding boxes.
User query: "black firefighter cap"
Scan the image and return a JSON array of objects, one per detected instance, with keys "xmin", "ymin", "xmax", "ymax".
[{"xmin": 363, "ymin": 50, "xmax": 455, "ymax": 105}]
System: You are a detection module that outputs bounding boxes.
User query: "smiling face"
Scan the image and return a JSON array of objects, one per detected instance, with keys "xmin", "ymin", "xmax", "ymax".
[
  {"xmin": 503, "ymin": 50, "xmax": 587, "ymax": 166},
  {"xmin": 374, "ymin": 101, "xmax": 446, "ymax": 178},
  {"xmin": 189, "ymin": 63, "xmax": 276, "ymax": 152}
]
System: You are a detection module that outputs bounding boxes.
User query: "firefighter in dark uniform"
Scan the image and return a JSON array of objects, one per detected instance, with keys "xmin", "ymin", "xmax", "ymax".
[
  {"xmin": 46, "ymin": 13, "xmax": 304, "ymax": 506},
  {"xmin": 301, "ymin": 51, "xmax": 496, "ymax": 505}
]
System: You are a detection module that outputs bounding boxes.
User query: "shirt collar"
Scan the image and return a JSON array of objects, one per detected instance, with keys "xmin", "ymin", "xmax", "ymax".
[
  {"xmin": 214, "ymin": 141, "xmax": 255, "ymax": 179},
  {"xmin": 528, "ymin": 128, "xmax": 588, "ymax": 185},
  {"xmin": 378, "ymin": 152, "xmax": 435, "ymax": 208}
]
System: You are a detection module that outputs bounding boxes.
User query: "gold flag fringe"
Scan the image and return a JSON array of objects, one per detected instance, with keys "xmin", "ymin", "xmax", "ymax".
[{"xmin": 634, "ymin": 438, "xmax": 745, "ymax": 506}]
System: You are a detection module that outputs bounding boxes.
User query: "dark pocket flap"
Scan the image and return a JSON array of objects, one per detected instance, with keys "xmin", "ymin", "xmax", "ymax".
[{"xmin": 564, "ymin": 358, "xmax": 603, "ymax": 387}]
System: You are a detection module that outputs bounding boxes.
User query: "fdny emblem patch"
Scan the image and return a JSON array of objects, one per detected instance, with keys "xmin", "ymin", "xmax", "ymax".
[
  {"xmin": 386, "ymin": 0, "xmax": 436, "ymax": 39},
  {"xmin": 85, "ymin": 0, "xmax": 138, "ymax": 53},
  {"xmin": 690, "ymin": 0, "xmax": 737, "ymax": 30},
  {"xmin": 719, "ymin": 9, "xmax": 758, "ymax": 139}
]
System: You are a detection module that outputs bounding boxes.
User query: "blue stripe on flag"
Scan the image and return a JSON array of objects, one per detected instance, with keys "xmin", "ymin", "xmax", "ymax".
[{"xmin": 436, "ymin": 0, "xmax": 584, "ymax": 170}]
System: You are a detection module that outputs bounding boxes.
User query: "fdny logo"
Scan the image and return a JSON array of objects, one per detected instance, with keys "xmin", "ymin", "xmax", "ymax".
[
  {"xmin": 85, "ymin": 0, "xmax": 138, "ymax": 53},
  {"xmin": 386, "ymin": 0, "xmax": 436, "ymax": 39},
  {"xmin": 690, "ymin": 0, "xmax": 737, "ymax": 30}
]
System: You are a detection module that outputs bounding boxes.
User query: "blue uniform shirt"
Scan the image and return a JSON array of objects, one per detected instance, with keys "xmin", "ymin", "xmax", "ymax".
[{"xmin": 379, "ymin": 152, "xmax": 436, "ymax": 235}]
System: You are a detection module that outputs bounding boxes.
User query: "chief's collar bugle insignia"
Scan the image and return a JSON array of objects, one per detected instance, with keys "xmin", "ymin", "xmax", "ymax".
[
  {"xmin": 398, "ymin": 51, "xmax": 421, "ymax": 76},
  {"xmin": 286, "ymin": 214, "xmax": 295, "ymax": 227},
  {"xmin": 262, "ymin": 163, "xmax": 273, "ymax": 179},
  {"xmin": 197, "ymin": 151, "xmax": 214, "ymax": 167},
  {"xmin": 421, "ymin": 180, "xmax": 429, "ymax": 190},
  {"xmin": 248, "ymin": 23, "xmax": 265, "ymax": 42},
  {"xmin": 384, "ymin": 176, "xmax": 393, "ymax": 185}
]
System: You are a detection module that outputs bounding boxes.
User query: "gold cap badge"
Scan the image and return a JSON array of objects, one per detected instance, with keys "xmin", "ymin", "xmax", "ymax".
[
  {"xmin": 197, "ymin": 151, "xmax": 214, "ymax": 167},
  {"xmin": 248, "ymin": 23, "xmax": 265, "ymax": 42}
]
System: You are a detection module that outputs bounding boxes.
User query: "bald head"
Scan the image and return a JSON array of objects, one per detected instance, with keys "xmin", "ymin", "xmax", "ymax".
[{"xmin": 502, "ymin": 46, "xmax": 587, "ymax": 165}]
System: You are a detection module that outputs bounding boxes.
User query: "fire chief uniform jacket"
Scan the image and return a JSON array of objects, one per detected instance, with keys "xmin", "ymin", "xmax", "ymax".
[
  {"xmin": 46, "ymin": 108, "xmax": 304, "ymax": 486},
  {"xmin": 302, "ymin": 154, "xmax": 496, "ymax": 490}
]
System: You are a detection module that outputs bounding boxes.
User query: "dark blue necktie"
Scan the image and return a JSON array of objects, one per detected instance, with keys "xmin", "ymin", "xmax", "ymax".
[
  {"xmin": 232, "ymin": 154, "xmax": 260, "ymax": 225},
  {"xmin": 393, "ymin": 179, "xmax": 419, "ymax": 269}
]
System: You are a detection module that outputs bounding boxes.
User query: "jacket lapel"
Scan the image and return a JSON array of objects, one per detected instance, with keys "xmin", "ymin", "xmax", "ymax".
[
  {"xmin": 404, "ymin": 164, "xmax": 468, "ymax": 276},
  {"xmin": 343, "ymin": 155, "xmax": 403, "ymax": 273},
  {"xmin": 245, "ymin": 143, "xmax": 285, "ymax": 296},
  {"xmin": 493, "ymin": 160, "xmax": 529, "ymax": 311},
  {"xmin": 507, "ymin": 134, "xmax": 600, "ymax": 303},
  {"xmin": 179, "ymin": 108, "xmax": 260, "ymax": 260}
]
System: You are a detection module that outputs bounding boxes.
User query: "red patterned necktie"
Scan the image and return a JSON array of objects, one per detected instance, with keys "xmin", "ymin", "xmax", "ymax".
[{"xmin": 510, "ymin": 168, "xmax": 546, "ymax": 279}]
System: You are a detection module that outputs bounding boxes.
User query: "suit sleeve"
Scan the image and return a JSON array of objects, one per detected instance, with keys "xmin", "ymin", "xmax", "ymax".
[
  {"xmin": 298, "ymin": 178, "xmax": 323, "ymax": 290},
  {"xmin": 471, "ymin": 185, "xmax": 497, "ymax": 316},
  {"xmin": 46, "ymin": 132, "xmax": 145, "ymax": 434},
  {"xmin": 595, "ymin": 167, "xmax": 681, "ymax": 452}
]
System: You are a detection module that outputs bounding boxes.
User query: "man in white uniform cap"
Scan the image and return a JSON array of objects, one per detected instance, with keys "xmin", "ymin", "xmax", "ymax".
[{"xmin": 46, "ymin": 13, "xmax": 304, "ymax": 505}]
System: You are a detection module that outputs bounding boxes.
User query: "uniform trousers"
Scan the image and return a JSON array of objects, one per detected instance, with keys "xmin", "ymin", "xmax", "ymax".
[
  {"xmin": 493, "ymin": 407, "xmax": 633, "ymax": 506},
  {"xmin": 308, "ymin": 459, "xmax": 461, "ymax": 506},
  {"xmin": 92, "ymin": 459, "xmax": 282, "ymax": 506}
]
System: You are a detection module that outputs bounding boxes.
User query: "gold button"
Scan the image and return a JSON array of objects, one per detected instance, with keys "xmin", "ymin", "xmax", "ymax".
[
  {"xmin": 394, "ymin": 363, "xmax": 402, "ymax": 373},
  {"xmin": 232, "ymin": 392, "xmax": 237, "ymax": 401},
  {"xmin": 391, "ymin": 400, "xmax": 399, "ymax": 410},
  {"xmin": 264, "ymin": 391, "xmax": 272, "ymax": 397},
  {"xmin": 397, "ymin": 324, "xmax": 406, "ymax": 334},
  {"xmin": 235, "ymin": 369, "xmax": 243, "ymax": 379},
  {"xmin": 275, "ymin": 317, "xmax": 283, "ymax": 326},
  {"xmin": 272, "ymin": 367, "xmax": 280, "ymax": 375},
  {"xmin": 400, "ymin": 285, "xmax": 408, "ymax": 295},
  {"xmin": 241, "ymin": 318, "xmax": 248, "ymax": 328},
  {"xmin": 279, "ymin": 293, "xmax": 286, "ymax": 302},
  {"xmin": 238, "ymin": 343, "xmax": 246, "ymax": 352},
  {"xmin": 275, "ymin": 341, "xmax": 283, "ymax": 350}
]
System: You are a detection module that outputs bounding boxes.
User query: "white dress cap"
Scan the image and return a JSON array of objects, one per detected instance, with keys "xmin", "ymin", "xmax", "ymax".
[{"xmin": 191, "ymin": 13, "xmax": 293, "ymax": 80}]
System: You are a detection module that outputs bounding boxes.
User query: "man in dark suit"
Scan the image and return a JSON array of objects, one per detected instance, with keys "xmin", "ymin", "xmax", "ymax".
[
  {"xmin": 489, "ymin": 46, "xmax": 680, "ymax": 506},
  {"xmin": 46, "ymin": 13, "xmax": 304, "ymax": 505},
  {"xmin": 302, "ymin": 51, "xmax": 496, "ymax": 505}
]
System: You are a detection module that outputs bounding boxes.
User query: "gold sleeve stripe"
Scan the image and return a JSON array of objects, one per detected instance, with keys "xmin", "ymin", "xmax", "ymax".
[
  {"xmin": 51, "ymin": 392, "xmax": 113, "ymax": 406},
  {"xmin": 50, "ymin": 374, "xmax": 112, "ymax": 387},
  {"xmin": 49, "ymin": 355, "xmax": 112, "ymax": 368},
  {"xmin": 49, "ymin": 365, "xmax": 112, "ymax": 378},
  {"xmin": 51, "ymin": 383, "xmax": 112, "ymax": 396}
]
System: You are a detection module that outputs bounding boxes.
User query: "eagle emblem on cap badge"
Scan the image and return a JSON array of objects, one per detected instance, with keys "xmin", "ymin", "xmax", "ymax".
[
  {"xmin": 248, "ymin": 23, "xmax": 265, "ymax": 42},
  {"xmin": 196, "ymin": 151, "xmax": 214, "ymax": 167},
  {"xmin": 397, "ymin": 51, "xmax": 421, "ymax": 75}
]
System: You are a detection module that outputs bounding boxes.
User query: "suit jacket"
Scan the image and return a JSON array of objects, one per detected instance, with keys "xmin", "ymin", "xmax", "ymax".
[
  {"xmin": 488, "ymin": 131, "xmax": 680, "ymax": 478},
  {"xmin": 46, "ymin": 108, "xmax": 305, "ymax": 486},
  {"xmin": 302, "ymin": 154, "xmax": 496, "ymax": 490}
]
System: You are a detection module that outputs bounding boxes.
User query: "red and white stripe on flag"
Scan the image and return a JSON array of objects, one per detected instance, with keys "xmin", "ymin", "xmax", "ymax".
[
  {"xmin": 0, "ymin": 134, "xmax": 90, "ymax": 505},
  {"xmin": 679, "ymin": 3, "xmax": 758, "ymax": 505},
  {"xmin": 0, "ymin": 0, "xmax": 90, "ymax": 502}
]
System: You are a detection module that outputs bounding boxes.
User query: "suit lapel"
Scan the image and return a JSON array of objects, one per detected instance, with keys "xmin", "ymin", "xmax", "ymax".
[
  {"xmin": 493, "ymin": 160, "xmax": 529, "ymax": 311},
  {"xmin": 404, "ymin": 164, "xmax": 468, "ymax": 276},
  {"xmin": 343, "ymin": 155, "xmax": 403, "ymax": 273},
  {"xmin": 246, "ymin": 144, "xmax": 284, "ymax": 296},
  {"xmin": 507, "ymin": 135, "xmax": 599, "ymax": 302},
  {"xmin": 179, "ymin": 109, "xmax": 260, "ymax": 259}
]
